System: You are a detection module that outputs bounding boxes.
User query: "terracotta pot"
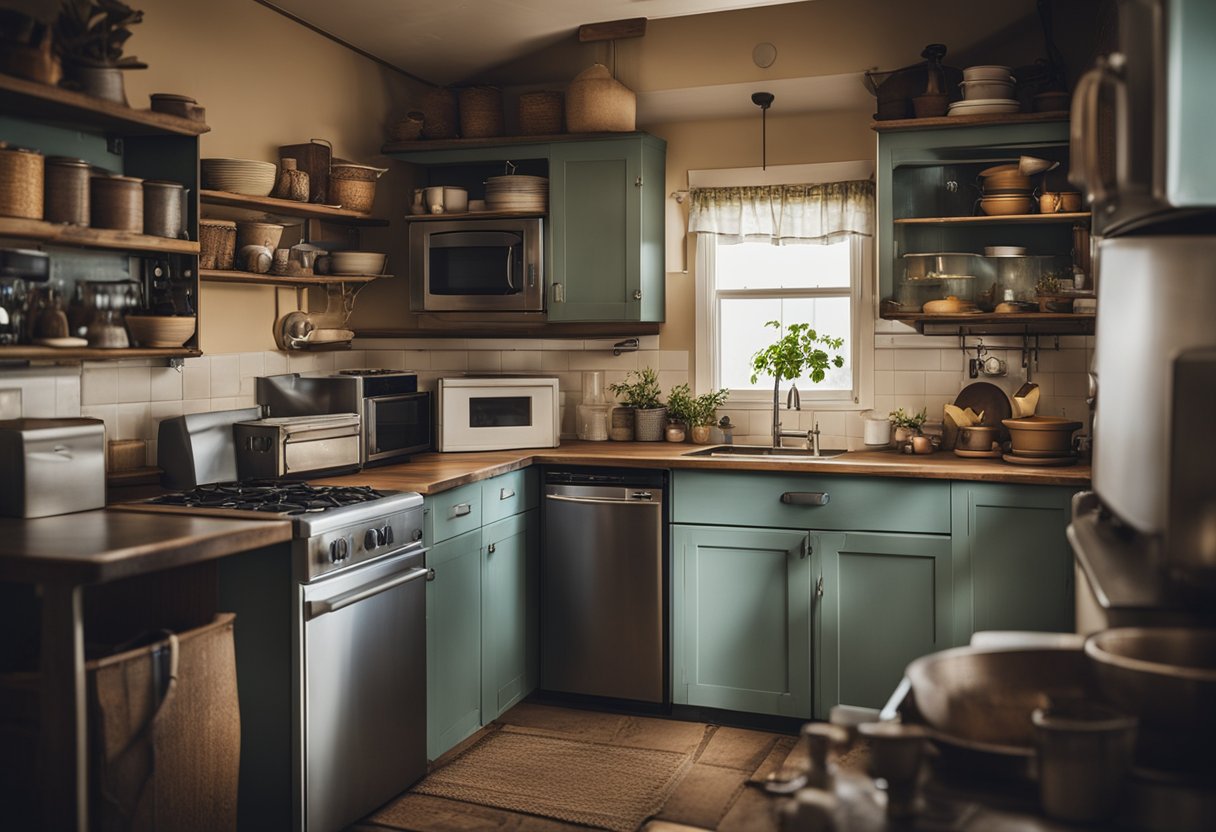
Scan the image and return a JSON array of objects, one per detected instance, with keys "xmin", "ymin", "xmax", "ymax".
[{"xmin": 690, "ymin": 425, "xmax": 712, "ymax": 444}]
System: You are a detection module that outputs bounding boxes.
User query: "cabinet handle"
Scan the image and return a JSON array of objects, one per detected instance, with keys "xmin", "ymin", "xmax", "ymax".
[
  {"xmin": 450, "ymin": 503, "xmax": 472, "ymax": 518},
  {"xmin": 554, "ymin": 283, "xmax": 565, "ymax": 303},
  {"xmin": 488, "ymin": 543, "xmax": 496, "ymax": 554},
  {"xmin": 781, "ymin": 491, "xmax": 830, "ymax": 506},
  {"xmin": 499, "ymin": 487, "xmax": 515, "ymax": 501},
  {"xmin": 816, "ymin": 576, "xmax": 824, "ymax": 597},
  {"xmin": 528, "ymin": 263, "xmax": 536, "ymax": 288},
  {"xmin": 633, "ymin": 290, "xmax": 642, "ymax": 300},
  {"xmin": 635, "ymin": 175, "xmax": 643, "ymax": 187}
]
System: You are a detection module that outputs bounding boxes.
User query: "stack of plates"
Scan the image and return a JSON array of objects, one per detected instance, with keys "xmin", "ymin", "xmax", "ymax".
[
  {"xmin": 950, "ymin": 65, "xmax": 1020, "ymax": 116},
  {"xmin": 202, "ymin": 158, "xmax": 277, "ymax": 197},
  {"xmin": 484, "ymin": 174, "xmax": 547, "ymax": 213}
]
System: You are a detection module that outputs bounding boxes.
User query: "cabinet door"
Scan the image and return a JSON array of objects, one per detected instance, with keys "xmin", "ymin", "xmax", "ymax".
[
  {"xmin": 547, "ymin": 137, "xmax": 664, "ymax": 322},
  {"xmin": 426, "ymin": 528, "xmax": 482, "ymax": 760},
  {"xmin": 951, "ymin": 483, "xmax": 1076, "ymax": 642},
  {"xmin": 672, "ymin": 525, "xmax": 812, "ymax": 717},
  {"xmin": 481, "ymin": 510, "xmax": 538, "ymax": 722},
  {"xmin": 815, "ymin": 531, "xmax": 951, "ymax": 718}
]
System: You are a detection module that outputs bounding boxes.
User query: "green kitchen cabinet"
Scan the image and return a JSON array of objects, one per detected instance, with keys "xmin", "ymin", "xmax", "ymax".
[
  {"xmin": 425, "ymin": 527, "xmax": 483, "ymax": 760},
  {"xmin": 814, "ymin": 531, "xmax": 953, "ymax": 718},
  {"xmin": 672, "ymin": 524, "xmax": 813, "ymax": 718},
  {"xmin": 547, "ymin": 134, "xmax": 666, "ymax": 322},
  {"xmin": 480, "ymin": 509, "xmax": 538, "ymax": 722},
  {"xmin": 951, "ymin": 482, "xmax": 1077, "ymax": 641}
]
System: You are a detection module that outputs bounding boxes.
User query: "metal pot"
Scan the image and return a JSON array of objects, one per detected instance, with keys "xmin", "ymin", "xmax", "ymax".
[{"xmin": 956, "ymin": 425, "xmax": 1000, "ymax": 452}]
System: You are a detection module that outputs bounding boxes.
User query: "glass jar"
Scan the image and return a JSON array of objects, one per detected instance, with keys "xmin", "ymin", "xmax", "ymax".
[
  {"xmin": 0, "ymin": 277, "xmax": 27, "ymax": 344},
  {"xmin": 576, "ymin": 370, "xmax": 609, "ymax": 441}
]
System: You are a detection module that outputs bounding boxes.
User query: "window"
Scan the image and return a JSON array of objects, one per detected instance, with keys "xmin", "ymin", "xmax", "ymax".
[{"xmin": 697, "ymin": 234, "xmax": 868, "ymax": 405}]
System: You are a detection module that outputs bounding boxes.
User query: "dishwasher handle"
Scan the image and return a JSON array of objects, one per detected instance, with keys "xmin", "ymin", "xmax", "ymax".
[
  {"xmin": 306, "ymin": 561, "xmax": 429, "ymax": 620},
  {"xmin": 781, "ymin": 491, "xmax": 830, "ymax": 507},
  {"xmin": 546, "ymin": 493, "xmax": 660, "ymax": 507}
]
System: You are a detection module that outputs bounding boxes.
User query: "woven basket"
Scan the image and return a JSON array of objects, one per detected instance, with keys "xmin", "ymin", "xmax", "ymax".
[
  {"xmin": 519, "ymin": 91, "xmax": 564, "ymax": 136},
  {"xmin": 329, "ymin": 178, "xmax": 375, "ymax": 213},
  {"xmin": 199, "ymin": 219, "xmax": 236, "ymax": 270},
  {"xmin": 566, "ymin": 64, "xmax": 636, "ymax": 133},
  {"xmin": 459, "ymin": 85, "xmax": 505, "ymax": 138},
  {"xmin": 633, "ymin": 407, "xmax": 668, "ymax": 442},
  {"xmin": 0, "ymin": 145, "xmax": 44, "ymax": 220},
  {"xmin": 388, "ymin": 111, "xmax": 424, "ymax": 142},
  {"xmin": 420, "ymin": 88, "xmax": 458, "ymax": 139}
]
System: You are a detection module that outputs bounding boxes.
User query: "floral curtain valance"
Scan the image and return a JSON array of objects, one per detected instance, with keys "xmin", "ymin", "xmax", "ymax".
[{"xmin": 687, "ymin": 180, "xmax": 875, "ymax": 244}]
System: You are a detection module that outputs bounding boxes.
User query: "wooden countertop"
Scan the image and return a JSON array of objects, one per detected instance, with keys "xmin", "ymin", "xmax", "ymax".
[
  {"xmin": 0, "ymin": 510, "xmax": 292, "ymax": 585},
  {"xmin": 318, "ymin": 441, "xmax": 1092, "ymax": 495}
]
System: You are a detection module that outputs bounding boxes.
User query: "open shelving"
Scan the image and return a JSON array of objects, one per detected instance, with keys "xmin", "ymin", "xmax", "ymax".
[
  {"xmin": 893, "ymin": 212, "xmax": 1090, "ymax": 226},
  {"xmin": 199, "ymin": 190, "xmax": 389, "ymax": 225},
  {"xmin": 0, "ymin": 345, "xmax": 200, "ymax": 361},
  {"xmin": 0, "ymin": 217, "xmax": 199, "ymax": 255},
  {"xmin": 0, "ymin": 73, "xmax": 210, "ymax": 137},
  {"xmin": 200, "ymin": 269, "xmax": 385, "ymax": 287}
]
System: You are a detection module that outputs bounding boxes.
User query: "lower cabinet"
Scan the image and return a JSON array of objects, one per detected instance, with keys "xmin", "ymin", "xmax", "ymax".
[
  {"xmin": 951, "ymin": 482, "xmax": 1077, "ymax": 640},
  {"xmin": 425, "ymin": 472, "xmax": 539, "ymax": 762},
  {"xmin": 814, "ymin": 531, "xmax": 952, "ymax": 718},
  {"xmin": 672, "ymin": 525, "xmax": 813, "ymax": 718},
  {"xmin": 480, "ymin": 510, "xmax": 539, "ymax": 722},
  {"xmin": 426, "ymin": 528, "xmax": 483, "ymax": 761}
]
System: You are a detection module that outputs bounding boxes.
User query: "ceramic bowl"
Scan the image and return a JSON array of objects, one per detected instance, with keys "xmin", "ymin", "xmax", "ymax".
[
  {"xmin": 963, "ymin": 65, "xmax": 1015, "ymax": 82},
  {"xmin": 201, "ymin": 158, "xmax": 276, "ymax": 196},
  {"xmin": 329, "ymin": 251, "xmax": 387, "ymax": 275},
  {"xmin": 980, "ymin": 195, "xmax": 1034, "ymax": 216},
  {"xmin": 125, "ymin": 315, "xmax": 196, "ymax": 348},
  {"xmin": 959, "ymin": 79, "xmax": 1015, "ymax": 101}
]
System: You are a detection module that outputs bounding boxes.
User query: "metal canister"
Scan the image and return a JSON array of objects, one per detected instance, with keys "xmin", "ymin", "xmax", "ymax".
[
  {"xmin": 142, "ymin": 179, "xmax": 183, "ymax": 238},
  {"xmin": 43, "ymin": 156, "xmax": 91, "ymax": 226},
  {"xmin": 90, "ymin": 174, "xmax": 143, "ymax": 232}
]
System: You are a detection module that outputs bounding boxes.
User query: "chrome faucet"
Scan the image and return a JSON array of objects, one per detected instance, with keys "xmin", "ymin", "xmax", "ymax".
[
  {"xmin": 809, "ymin": 422, "xmax": 821, "ymax": 457},
  {"xmin": 772, "ymin": 382, "xmax": 815, "ymax": 449}
]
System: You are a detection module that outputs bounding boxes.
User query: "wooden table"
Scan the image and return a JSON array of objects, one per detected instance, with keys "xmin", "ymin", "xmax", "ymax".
[{"xmin": 0, "ymin": 510, "xmax": 291, "ymax": 832}]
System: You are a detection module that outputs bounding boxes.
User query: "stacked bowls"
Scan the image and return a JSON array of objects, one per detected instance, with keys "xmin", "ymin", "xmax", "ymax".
[
  {"xmin": 201, "ymin": 158, "xmax": 277, "ymax": 197},
  {"xmin": 484, "ymin": 174, "xmax": 548, "ymax": 213},
  {"xmin": 949, "ymin": 65, "xmax": 1020, "ymax": 117},
  {"xmin": 978, "ymin": 163, "xmax": 1033, "ymax": 216}
]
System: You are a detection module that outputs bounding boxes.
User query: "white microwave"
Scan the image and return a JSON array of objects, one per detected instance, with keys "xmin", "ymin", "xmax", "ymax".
[
  {"xmin": 436, "ymin": 376, "xmax": 560, "ymax": 452},
  {"xmin": 409, "ymin": 217, "xmax": 544, "ymax": 312}
]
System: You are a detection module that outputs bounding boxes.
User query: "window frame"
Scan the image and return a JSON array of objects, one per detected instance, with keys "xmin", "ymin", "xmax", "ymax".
[{"xmin": 690, "ymin": 162, "xmax": 876, "ymax": 411}]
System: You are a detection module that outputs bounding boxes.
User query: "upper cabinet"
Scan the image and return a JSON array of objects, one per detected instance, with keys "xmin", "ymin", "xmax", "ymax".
[
  {"xmin": 875, "ymin": 113, "xmax": 1095, "ymax": 335},
  {"xmin": 0, "ymin": 74, "xmax": 206, "ymax": 361},
  {"xmin": 385, "ymin": 132, "xmax": 666, "ymax": 326}
]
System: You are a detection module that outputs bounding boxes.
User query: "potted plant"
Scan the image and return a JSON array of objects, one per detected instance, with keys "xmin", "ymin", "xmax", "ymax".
[
  {"xmin": 55, "ymin": 0, "xmax": 147, "ymax": 104},
  {"xmin": 668, "ymin": 383, "xmax": 730, "ymax": 444},
  {"xmin": 750, "ymin": 321, "xmax": 845, "ymax": 433},
  {"xmin": 0, "ymin": 1, "xmax": 62, "ymax": 84},
  {"xmin": 889, "ymin": 407, "xmax": 927, "ymax": 444},
  {"xmin": 609, "ymin": 367, "xmax": 665, "ymax": 441}
]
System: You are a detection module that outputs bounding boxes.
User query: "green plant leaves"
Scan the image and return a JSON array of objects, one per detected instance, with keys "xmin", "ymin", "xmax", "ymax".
[{"xmin": 749, "ymin": 320, "xmax": 846, "ymax": 386}]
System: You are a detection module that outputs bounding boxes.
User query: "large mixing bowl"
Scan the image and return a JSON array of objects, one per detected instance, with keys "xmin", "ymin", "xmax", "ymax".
[{"xmin": 1085, "ymin": 628, "xmax": 1216, "ymax": 768}]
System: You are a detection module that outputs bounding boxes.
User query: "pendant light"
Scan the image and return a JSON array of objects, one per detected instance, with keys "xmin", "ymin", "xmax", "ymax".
[{"xmin": 751, "ymin": 91, "xmax": 774, "ymax": 170}]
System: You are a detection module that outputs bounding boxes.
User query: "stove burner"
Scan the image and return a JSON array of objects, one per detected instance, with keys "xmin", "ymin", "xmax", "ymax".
[
  {"xmin": 336, "ymin": 368, "xmax": 409, "ymax": 376},
  {"xmin": 150, "ymin": 481, "xmax": 389, "ymax": 515}
]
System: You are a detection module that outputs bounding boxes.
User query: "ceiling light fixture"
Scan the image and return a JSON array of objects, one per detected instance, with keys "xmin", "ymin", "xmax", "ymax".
[{"xmin": 751, "ymin": 91, "xmax": 774, "ymax": 170}]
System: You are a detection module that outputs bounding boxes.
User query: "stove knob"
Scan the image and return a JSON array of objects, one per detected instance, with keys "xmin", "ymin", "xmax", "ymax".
[
  {"xmin": 364, "ymin": 528, "xmax": 381, "ymax": 550},
  {"xmin": 381, "ymin": 525, "xmax": 394, "ymax": 545},
  {"xmin": 329, "ymin": 537, "xmax": 350, "ymax": 563},
  {"xmin": 411, "ymin": 528, "xmax": 423, "ymax": 542}
]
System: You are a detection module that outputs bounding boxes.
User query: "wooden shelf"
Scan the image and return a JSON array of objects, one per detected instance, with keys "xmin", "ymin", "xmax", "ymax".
[
  {"xmin": 404, "ymin": 210, "xmax": 544, "ymax": 222},
  {"xmin": 0, "ymin": 72, "xmax": 209, "ymax": 136},
  {"xmin": 0, "ymin": 346, "xmax": 200, "ymax": 361},
  {"xmin": 881, "ymin": 310, "xmax": 1095, "ymax": 335},
  {"xmin": 894, "ymin": 212, "xmax": 1090, "ymax": 226},
  {"xmin": 199, "ymin": 190, "xmax": 389, "ymax": 225},
  {"xmin": 200, "ymin": 269, "xmax": 385, "ymax": 286},
  {"xmin": 872, "ymin": 111, "xmax": 1069, "ymax": 133},
  {"xmin": 0, "ymin": 217, "xmax": 200, "ymax": 255},
  {"xmin": 383, "ymin": 130, "xmax": 648, "ymax": 154}
]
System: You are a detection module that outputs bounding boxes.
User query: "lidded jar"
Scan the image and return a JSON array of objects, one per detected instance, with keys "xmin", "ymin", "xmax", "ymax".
[{"xmin": 576, "ymin": 370, "xmax": 609, "ymax": 441}]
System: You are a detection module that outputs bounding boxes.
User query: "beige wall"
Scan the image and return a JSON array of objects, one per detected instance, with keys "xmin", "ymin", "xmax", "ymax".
[{"xmin": 123, "ymin": 0, "xmax": 423, "ymax": 353}]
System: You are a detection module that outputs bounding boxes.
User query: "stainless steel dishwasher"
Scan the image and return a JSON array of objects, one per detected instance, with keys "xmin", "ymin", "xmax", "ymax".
[{"xmin": 541, "ymin": 469, "xmax": 667, "ymax": 704}]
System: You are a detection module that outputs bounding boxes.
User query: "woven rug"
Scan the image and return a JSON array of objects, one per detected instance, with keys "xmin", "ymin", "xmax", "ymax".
[{"xmin": 410, "ymin": 725, "xmax": 694, "ymax": 831}]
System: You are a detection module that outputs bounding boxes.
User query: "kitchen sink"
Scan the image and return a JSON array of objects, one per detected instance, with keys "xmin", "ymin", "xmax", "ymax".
[{"xmin": 682, "ymin": 445, "xmax": 850, "ymax": 459}]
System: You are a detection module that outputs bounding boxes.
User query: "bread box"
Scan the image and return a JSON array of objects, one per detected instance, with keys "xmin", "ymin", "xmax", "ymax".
[{"xmin": 0, "ymin": 418, "xmax": 106, "ymax": 517}]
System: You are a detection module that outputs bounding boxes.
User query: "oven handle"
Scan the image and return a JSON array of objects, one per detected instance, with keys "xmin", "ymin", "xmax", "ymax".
[{"xmin": 305, "ymin": 558, "xmax": 429, "ymax": 620}]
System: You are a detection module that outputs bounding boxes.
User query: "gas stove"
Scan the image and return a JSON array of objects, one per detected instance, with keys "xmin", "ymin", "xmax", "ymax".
[{"xmin": 138, "ymin": 480, "xmax": 425, "ymax": 580}]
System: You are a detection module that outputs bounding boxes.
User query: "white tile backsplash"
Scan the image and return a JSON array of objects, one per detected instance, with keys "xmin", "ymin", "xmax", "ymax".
[
  {"xmin": 149, "ymin": 366, "xmax": 183, "ymax": 402},
  {"xmin": 117, "ymin": 364, "xmax": 151, "ymax": 403},
  {"xmin": 82, "ymin": 366, "xmax": 118, "ymax": 405}
]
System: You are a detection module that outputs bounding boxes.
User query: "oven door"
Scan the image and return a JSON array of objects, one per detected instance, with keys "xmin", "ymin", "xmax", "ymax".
[
  {"xmin": 365, "ymin": 392, "xmax": 431, "ymax": 464},
  {"xmin": 411, "ymin": 220, "xmax": 543, "ymax": 312},
  {"xmin": 300, "ymin": 547, "xmax": 428, "ymax": 832}
]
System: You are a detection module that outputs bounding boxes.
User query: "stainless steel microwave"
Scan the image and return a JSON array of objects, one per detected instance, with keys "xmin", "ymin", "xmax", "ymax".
[{"xmin": 409, "ymin": 217, "xmax": 544, "ymax": 312}]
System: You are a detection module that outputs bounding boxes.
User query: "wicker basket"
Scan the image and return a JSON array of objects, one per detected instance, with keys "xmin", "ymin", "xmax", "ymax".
[
  {"xmin": 199, "ymin": 219, "xmax": 236, "ymax": 270},
  {"xmin": 388, "ymin": 111, "xmax": 425, "ymax": 142},
  {"xmin": 420, "ymin": 88, "xmax": 458, "ymax": 139},
  {"xmin": 566, "ymin": 64, "xmax": 636, "ymax": 133},
  {"xmin": 519, "ymin": 91, "xmax": 564, "ymax": 136},
  {"xmin": 459, "ymin": 85, "xmax": 505, "ymax": 138},
  {"xmin": 44, "ymin": 156, "xmax": 90, "ymax": 226},
  {"xmin": 633, "ymin": 407, "xmax": 668, "ymax": 442},
  {"xmin": 0, "ymin": 145, "xmax": 44, "ymax": 220}
]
